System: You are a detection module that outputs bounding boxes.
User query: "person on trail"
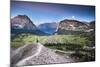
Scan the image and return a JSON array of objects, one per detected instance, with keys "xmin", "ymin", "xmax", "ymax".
[{"xmin": 36, "ymin": 38, "xmax": 39, "ymax": 43}]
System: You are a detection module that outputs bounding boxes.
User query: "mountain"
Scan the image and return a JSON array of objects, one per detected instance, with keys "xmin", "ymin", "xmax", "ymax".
[
  {"xmin": 55, "ymin": 19, "xmax": 90, "ymax": 35},
  {"xmin": 38, "ymin": 22, "xmax": 58, "ymax": 34},
  {"xmin": 58, "ymin": 19, "xmax": 89, "ymax": 31},
  {"xmin": 89, "ymin": 21, "xmax": 95, "ymax": 29},
  {"xmin": 11, "ymin": 15, "xmax": 37, "ymax": 30},
  {"xmin": 11, "ymin": 15, "xmax": 47, "ymax": 35}
]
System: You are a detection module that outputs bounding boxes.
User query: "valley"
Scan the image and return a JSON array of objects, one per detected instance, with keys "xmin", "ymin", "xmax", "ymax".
[{"xmin": 11, "ymin": 15, "xmax": 95, "ymax": 66}]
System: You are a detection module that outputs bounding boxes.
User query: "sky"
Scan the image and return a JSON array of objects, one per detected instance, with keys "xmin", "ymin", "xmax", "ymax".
[{"xmin": 11, "ymin": 1, "xmax": 95, "ymax": 26}]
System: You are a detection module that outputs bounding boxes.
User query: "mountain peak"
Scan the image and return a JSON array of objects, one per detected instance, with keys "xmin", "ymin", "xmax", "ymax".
[
  {"xmin": 17, "ymin": 15, "xmax": 29, "ymax": 19},
  {"xmin": 60, "ymin": 19, "xmax": 85, "ymax": 24},
  {"xmin": 11, "ymin": 15, "xmax": 48, "ymax": 35},
  {"xmin": 59, "ymin": 19, "xmax": 88, "ymax": 27},
  {"xmin": 13, "ymin": 15, "xmax": 31, "ymax": 21},
  {"xmin": 11, "ymin": 15, "xmax": 36, "ymax": 30},
  {"xmin": 55, "ymin": 19, "xmax": 90, "ymax": 35}
]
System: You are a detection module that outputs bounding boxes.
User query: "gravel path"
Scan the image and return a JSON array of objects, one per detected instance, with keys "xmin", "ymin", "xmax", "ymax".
[{"xmin": 11, "ymin": 43, "xmax": 74, "ymax": 67}]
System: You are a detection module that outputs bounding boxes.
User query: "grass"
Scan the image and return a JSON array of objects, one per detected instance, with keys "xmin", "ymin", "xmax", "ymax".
[
  {"xmin": 11, "ymin": 33, "xmax": 89, "ymax": 48},
  {"xmin": 11, "ymin": 33, "xmax": 95, "ymax": 62}
]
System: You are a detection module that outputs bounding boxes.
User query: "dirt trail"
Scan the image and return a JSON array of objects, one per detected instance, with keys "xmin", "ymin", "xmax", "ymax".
[{"xmin": 11, "ymin": 43, "xmax": 74, "ymax": 67}]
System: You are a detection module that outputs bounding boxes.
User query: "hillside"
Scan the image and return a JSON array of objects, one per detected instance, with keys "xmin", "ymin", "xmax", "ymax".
[
  {"xmin": 55, "ymin": 19, "xmax": 95, "ymax": 35},
  {"xmin": 38, "ymin": 22, "xmax": 58, "ymax": 34},
  {"xmin": 11, "ymin": 15, "xmax": 47, "ymax": 35}
]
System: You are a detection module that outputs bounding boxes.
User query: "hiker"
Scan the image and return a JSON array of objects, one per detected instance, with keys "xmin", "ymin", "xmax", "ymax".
[{"xmin": 36, "ymin": 39, "xmax": 39, "ymax": 43}]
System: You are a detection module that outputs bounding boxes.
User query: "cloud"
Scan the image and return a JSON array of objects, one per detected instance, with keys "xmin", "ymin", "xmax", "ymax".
[{"xmin": 72, "ymin": 16, "xmax": 75, "ymax": 19}]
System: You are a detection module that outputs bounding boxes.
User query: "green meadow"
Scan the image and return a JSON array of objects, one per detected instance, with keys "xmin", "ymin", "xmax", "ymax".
[
  {"xmin": 11, "ymin": 33, "xmax": 90, "ymax": 49},
  {"xmin": 11, "ymin": 33, "xmax": 95, "ymax": 61}
]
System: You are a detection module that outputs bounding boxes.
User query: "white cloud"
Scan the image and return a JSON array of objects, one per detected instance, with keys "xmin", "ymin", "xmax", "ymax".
[{"xmin": 72, "ymin": 16, "xmax": 75, "ymax": 19}]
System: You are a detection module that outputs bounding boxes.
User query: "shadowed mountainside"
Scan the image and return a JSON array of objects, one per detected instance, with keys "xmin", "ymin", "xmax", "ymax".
[
  {"xmin": 11, "ymin": 15, "xmax": 48, "ymax": 36},
  {"xmin": 38, "ymin": 22, "xmax": 58, "ymax": 34}
]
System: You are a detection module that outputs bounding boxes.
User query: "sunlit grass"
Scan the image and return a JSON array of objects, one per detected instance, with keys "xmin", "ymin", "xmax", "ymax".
[
  {"xmin": 11, "ymin": 33, "xmax": 95, "ymax": 62},
  {"xmin": 11, "ymin": 33, "xmax": 89, "ymax": 48}
]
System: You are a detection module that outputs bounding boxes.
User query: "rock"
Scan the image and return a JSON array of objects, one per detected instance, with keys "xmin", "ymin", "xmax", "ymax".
[
  {"xmin": 11, "ymin": 15, "xmax": 48, "ymax": 35},
  {"xmin": 11, "ymin": 15, "xmax": 36, "ymax": 30},
  {"xmin": 11, "ymin": 43, "xmax": 74, "ymax": 67}
]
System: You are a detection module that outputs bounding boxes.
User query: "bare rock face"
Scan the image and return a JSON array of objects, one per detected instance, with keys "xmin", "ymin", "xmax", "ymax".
[
  {"xmin": 11, "ymin": 15, "xmax": 37, "ymax": 30},
  {"xmin": 54, "ymin": 19, "xmax": 95, "ymax": 35},
  {"xmin": 11, "ymin": 15, "xmax": 47, "ymax": 35},
  {"xmin": 58, "ymin": 19, "xmax": 89, "ymax": 31},
  {"xmin": 89, "ymin": 21, "xmax": 95, "ymax": 29},
  {"xmin": 11, "ymin": 43, "xmax": 74, "ymax": 67}
]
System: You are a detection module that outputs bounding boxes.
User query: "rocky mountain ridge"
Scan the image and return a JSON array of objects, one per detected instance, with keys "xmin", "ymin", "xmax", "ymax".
[
  {"xmin": 11, "ymin": 15, "xmax": 95, "ymax": 35},
  {"xmin": 11, "ymin": 15, "xmax": 37, "ymax": 30},
  {"xmin": 55, "ymin": 19, "xmax": 95, "ymax": 35},
  {"xmin": 11, "ymin": 15, "xmax": 47, "ymax": 35}
]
